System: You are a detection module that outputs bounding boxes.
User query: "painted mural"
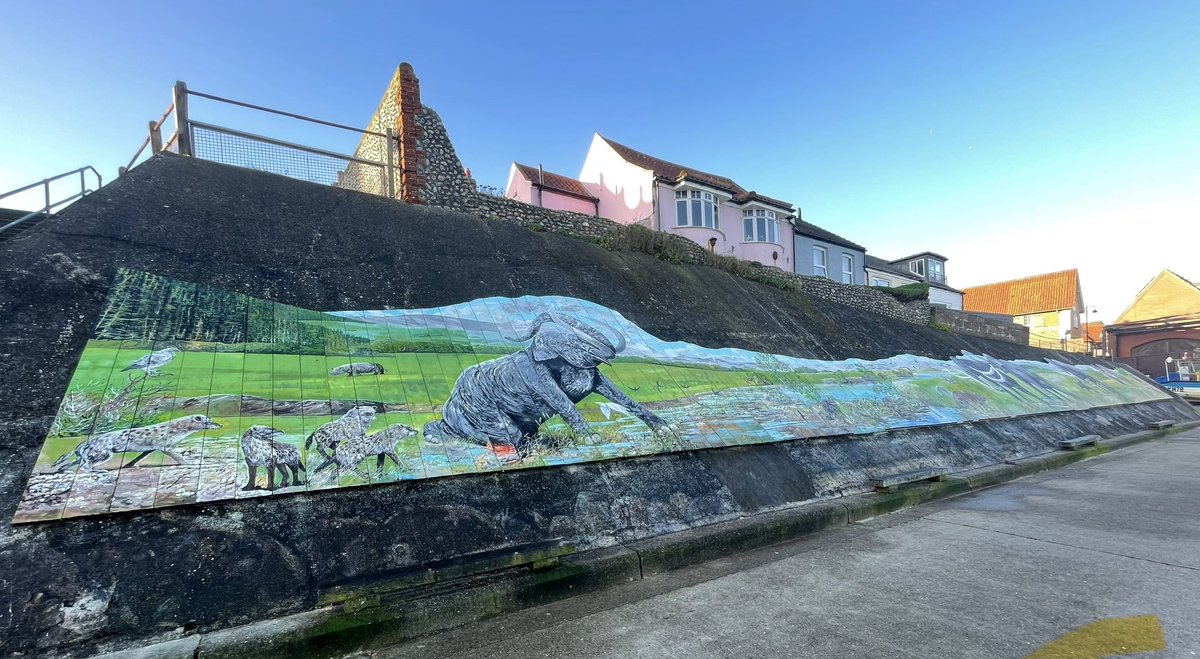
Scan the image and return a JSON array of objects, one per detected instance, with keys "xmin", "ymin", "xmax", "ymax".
[{"xmin": 14, "ymin": 270, "xmax": 1169, "ymax": 523}]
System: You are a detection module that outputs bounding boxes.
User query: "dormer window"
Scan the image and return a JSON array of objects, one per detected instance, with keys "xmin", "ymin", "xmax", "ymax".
[
  {"xmin": 675, "ymin": 190, "xmax": 719, "ymax": 229},
  {"xmin": 906, "ymin": 257, "xmax": 946, "ymax": 283},
  {"xmin": 742, "ymin": 209, "xmax": 779, "ymax": 243},
  {"xmin": 927, "ymin": 259, "xmax": 945, "ymax": 284}
]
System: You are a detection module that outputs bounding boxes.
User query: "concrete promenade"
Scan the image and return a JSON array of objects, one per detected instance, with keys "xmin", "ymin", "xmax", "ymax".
[{"xmin": 375, "ymin": 427, "xmax": 1200, "ymax": 658}]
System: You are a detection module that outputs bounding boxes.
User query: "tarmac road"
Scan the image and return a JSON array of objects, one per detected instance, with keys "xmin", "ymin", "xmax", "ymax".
[{"xmin": 374, "ymin": 426, "xmax": 1200, "ymax": 659}]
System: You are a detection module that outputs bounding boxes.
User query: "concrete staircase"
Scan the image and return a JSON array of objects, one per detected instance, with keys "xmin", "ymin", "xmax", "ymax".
[{"xmin": 0, "ymin": 207, "xmax": 52, "ymax": 243}]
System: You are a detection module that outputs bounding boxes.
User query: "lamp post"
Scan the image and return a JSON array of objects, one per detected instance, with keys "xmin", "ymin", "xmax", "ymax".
[
  {"xmin": 1083, "ymin": 305, "xmax": 1090, "ymax": 355},
  {"xmin": 1088, "ymin": 307, "xmax": 1099, "ymax": 356}
]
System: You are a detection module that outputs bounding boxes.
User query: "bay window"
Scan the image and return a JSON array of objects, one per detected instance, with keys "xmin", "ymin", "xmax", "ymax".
[
  {"xmin": 675, "ymin": 190, "xmax": 719, "ymax": 229},
  {"xmin": 741, "ymin": 208, "xmax": 779, "ymax": 243}
]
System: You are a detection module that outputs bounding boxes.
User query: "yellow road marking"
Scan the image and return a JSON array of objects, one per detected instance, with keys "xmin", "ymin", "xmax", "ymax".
[{"xmin": 1026, "ymin": 615, "xmax": 1166, "ymax": 658}]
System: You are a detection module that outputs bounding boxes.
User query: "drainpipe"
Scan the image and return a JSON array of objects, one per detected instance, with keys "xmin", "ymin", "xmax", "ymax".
[
  {"xmin": 653, "ymin": 181, "xmax": 660, "ymax": 231},
  {"xmin": 535, "ymin": 164, "xmax": 545, "ymax": 208}
]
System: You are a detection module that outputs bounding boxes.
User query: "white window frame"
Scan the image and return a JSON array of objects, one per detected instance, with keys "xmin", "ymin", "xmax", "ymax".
[
  {"xmin": 675, "ymin": 189, "xmax": 719, "ymax": 229},
  {"xmin": 741, "ymin": 208, "xmax": 779, "ymax": 243},
  {"xmin": 841, "ymin": 254, "xmax": 854, "ymax": 284},
  {"xmin": 909, "ymin": 259, "xmax": 925, "ymax": 276},
  {"xmin": 813, "ymin": 246, "xmax": 828, "ymax": 278},
  {"xmin": 871, "ymin": 277, "xmax": 891, "ymax": 287}
]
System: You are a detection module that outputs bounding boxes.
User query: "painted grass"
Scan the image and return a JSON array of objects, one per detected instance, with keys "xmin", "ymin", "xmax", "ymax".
[{"xmin": 63, "ymin": 340, "xmax": 772, "ymax": 405}]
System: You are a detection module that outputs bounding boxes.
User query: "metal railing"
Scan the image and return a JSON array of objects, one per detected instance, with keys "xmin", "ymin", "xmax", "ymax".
[
  {"xmin": 0, "ymin": 166, "xmax": 102, "ymax": 235},
  {"xmin": 123, "ymin": 81, "xmax": 399, "ymax": 199},
  {"xmin": 1027, "ymin": 334, "xmax": 1089, "ymax": 353}
]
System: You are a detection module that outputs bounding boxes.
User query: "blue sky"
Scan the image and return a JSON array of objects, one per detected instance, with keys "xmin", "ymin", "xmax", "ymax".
[{"xmin": 2, "ymin": 1, "xmax": 1197, "ymax": 321}]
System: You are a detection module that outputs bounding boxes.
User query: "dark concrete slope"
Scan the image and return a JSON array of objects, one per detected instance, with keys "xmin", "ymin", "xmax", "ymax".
[
  {"xmin": 3, "ymin": 153, "xmax": 1070, "ymax": 422},
  {"xmin": 0, "ymin": 154, "xmax": 1194, "ymax": 657}
]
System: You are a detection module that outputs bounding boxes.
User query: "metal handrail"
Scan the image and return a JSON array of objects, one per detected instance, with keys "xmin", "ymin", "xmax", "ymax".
[
  {"xmin": 0, "ymin": 166, "xmax": 102, "ymax": 235},
  {"xmin": 187, "ymin": 88, "xmax": 391, "ymax": 138}
]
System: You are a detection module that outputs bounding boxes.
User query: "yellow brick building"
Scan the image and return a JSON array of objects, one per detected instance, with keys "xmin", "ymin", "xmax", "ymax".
[{"xmin": 962, "ymin": 269, "xmax": 1085, "ymax": 351}]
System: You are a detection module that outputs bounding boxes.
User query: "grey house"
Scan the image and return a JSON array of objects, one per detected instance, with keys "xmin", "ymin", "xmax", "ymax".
[
  {"xmin": 865, "ymin": 253, "xmax": 964, "ymax": 309},
  {"xmin": 792, "ymin": 217, "xmax": 867, "ymax": 285}
]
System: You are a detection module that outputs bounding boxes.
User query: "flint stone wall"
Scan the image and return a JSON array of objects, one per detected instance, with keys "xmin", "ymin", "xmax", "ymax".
[{"xmin": 933, "ymin": 307, "xmax": 1030, "ymax": 345}]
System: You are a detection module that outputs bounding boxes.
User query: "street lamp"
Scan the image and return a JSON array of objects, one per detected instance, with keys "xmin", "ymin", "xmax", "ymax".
[{"xmin": 1081, "ymin": 306, "xmax": 1099, "ymax": 356}]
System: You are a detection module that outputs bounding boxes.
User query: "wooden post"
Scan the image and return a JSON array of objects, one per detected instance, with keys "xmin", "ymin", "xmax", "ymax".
[
  {"xmin": 173, "ymin": 81, "xmax": 193, "ymax": 156},
  {"xmin": 149, "ymin": 121, "xmax": 163, "ymax": 153}
]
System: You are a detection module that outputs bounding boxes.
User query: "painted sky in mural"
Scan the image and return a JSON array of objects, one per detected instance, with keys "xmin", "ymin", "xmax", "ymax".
[{"xmin": 14, "ymin": 270, "xmax": 1170, "ymax": 524}]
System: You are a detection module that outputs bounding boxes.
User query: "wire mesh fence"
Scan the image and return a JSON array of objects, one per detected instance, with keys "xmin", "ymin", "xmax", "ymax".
[
  {"xmin": 124, "ymin": 83, "xmax": 403, "ymax": 200},
  {"xmin": 192, "ymin": 124, "xmax": 393, "ymax": 195}
]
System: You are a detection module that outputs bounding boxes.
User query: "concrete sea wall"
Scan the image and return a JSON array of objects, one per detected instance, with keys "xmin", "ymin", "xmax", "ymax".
[{"xmin": 0, "ymin": 154, "xmax": 1194, "ymax": 656}]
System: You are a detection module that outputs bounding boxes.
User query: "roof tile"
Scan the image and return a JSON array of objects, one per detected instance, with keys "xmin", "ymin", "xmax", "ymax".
[
  {"xmin": 794, "ymin": 219, "xmax": 866, "ymax": 252},
  {"xmin": 600, "ymin": 136, "xmax": 792, "ymax": 209},
  {"xmin": 513, "ymin": 163, "xmax": 597, "ymax": 200},
  {"xmin": 963, "ymin": 269, "xmax": 1080, "ymax": 315}
]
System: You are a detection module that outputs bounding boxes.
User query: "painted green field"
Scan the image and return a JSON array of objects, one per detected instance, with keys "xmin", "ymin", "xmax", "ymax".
[
  {"xmin": 61, "ymin": 340, "xmax": 784, "ymax": 407},
  {"xmin": 36, "ymin": 338, "xmax": 790, "ymax": 473}
]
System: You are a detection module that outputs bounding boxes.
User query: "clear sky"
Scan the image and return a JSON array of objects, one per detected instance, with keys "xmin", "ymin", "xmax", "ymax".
[{"xmin": 2, "ymin": 1, "xmax": 1197, "ymax": 322}]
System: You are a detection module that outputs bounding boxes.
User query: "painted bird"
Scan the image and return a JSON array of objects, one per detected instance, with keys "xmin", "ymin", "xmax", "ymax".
[
  {"xmin": 121, "ymin": 347, "xmax": 180, "ymax": 376},
  {"xmin": 598, "ymin": 401, "xmax": 634, "ymax": 420}
]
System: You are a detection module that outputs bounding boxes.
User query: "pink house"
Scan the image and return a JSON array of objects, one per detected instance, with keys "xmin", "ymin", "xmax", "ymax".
[
  {"xmin": 504, "ymin": 163, "xmax": 599, "ymax": 216},
  {"xmin": 505, "ymin": 134, "xmax": 796, "ymax": 270}
]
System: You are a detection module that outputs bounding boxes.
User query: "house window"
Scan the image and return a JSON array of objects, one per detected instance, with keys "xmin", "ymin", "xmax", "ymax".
[
  {"xmin": 927, "ymin": 259, "xmax": 944, "ymax": 284},
  {"xmin": 871, "ymin": 277, "xmax": 891, "ymax": 287},
  {"xmin": 813, "ymin": 246, "xmax": 828, "ymax": 278},
  {"xmin": 909, "ymin": 259, "xmax": 925, "ymax": 277},
  {"xmin": 741, "ymin": 209, "xmax": 778, "ymax": 243},
  {"xmin": 841, "ymin": 254, "xmax": 854, "ymax": 284},
  {"xmin": 675, "ymin": 190, "xmax": 719, "ymax": 229}
]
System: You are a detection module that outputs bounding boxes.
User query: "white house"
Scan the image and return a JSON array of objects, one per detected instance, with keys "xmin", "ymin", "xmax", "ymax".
[{"xmin": 865, "ymin": 252, "xmax": 963, "ymax": 309}]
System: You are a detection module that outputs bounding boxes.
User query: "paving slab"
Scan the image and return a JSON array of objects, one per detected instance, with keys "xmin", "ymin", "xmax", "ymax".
[{"xmin": 374, "ymin": 426, "xmax": 1200, "ymax": 659}]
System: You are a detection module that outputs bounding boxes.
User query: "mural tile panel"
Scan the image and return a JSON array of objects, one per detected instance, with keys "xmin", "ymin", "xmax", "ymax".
[{"xmin": 12, "ymin": 269, "xmax": 1172, "ymax": 524}]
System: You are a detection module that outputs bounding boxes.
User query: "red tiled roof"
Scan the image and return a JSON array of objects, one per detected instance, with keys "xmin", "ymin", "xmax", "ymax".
[
  {"xmin": 513, "ymin": 163, "xmax": 597, "ymax": 200},
  {"xmin": 599, "ymin": 136, "xmax": 793, "ymax": 210},
  {"xmin": 1083, "ymin": 321, "xmax": 1104, "ymax": 343},
  {"xmin": 962, "ymin": 269, "xmax": 1080, "ymax": 315},
  {"xmin": 732, "ymin": 190, "xmax": 794, "ymax": 211}
]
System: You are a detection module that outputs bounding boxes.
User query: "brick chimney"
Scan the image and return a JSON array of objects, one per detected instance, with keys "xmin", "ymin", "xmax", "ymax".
[{"xmin": 395, "ymin": 63, "xmax": 426, "ymax": 204}]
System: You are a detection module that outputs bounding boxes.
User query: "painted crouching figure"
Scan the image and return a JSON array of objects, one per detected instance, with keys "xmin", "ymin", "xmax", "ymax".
[
  {"xmin": 313, "ymin": 423, "xmax": 415, "ymax": 479},
  {"xmin": 329, "ymin": 362, "xmax": 386, "ymax": 376},
  {"xmin": 304, "ymin": 406, "xmax": 376, "ymax": 462},
  {"xmin": 422, "ymin": 312, "xmax": 666, "ymax": 457},
  {"xmin": 240, "ymin": 426, "xmax": 306, "ymax": 491},
  {"xmin": 49, "ymin": 414, "xmax": 221, "ymax": 472}
]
